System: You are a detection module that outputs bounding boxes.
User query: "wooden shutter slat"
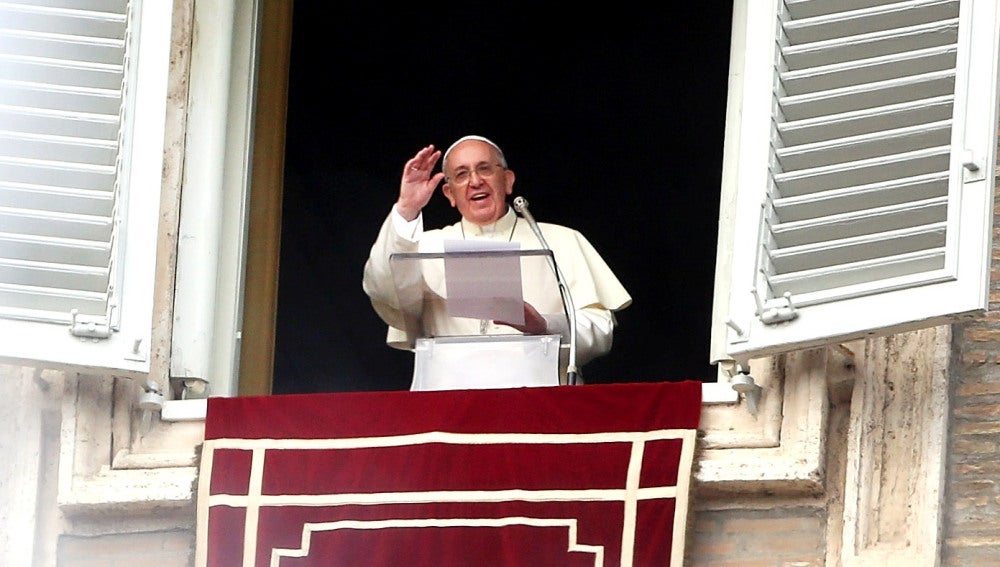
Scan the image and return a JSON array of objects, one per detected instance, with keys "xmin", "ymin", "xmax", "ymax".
[
  {"xmin": 0, "ymin": 259, "xmax": 109, "ymax": 291},
  {"xmin": 769, "ymin": 197, "xmax": 947, "ymax": 247},
  {"xmin": 772, "ymin": 171, "xmax": 948, "ymax": 221},
  {"xmin": 783, "ymin": 19, "xmax": 959, "ymax": 69},
  {"xmin": 0, "ymin": 207, "xmax": 112, "ymax": 241},
  {"xmin": 0, "ymin": 132, "xmax": 117, "ymax": 164},
  {"xmin": 0, "ymin": 27, "xmax": 125, "ymax": 63},
  {"xmin": 783, "ymin": 0, "xmax": 959, "ymax": 44},
  {"xmin": 0, "ymin": 56, "xmax": 124, "ymax": 90},
  {"xmin": 0, "ymin": 157, "xmax": 115, "ymax": 190},
  {"xmin": 0, "ymin": 4, "xmax": 126, "ymax": 40},
  {"xmin": 785, "ymin": 0, "xmax": 903, "ymax": 20},
  {"xmin": 0, "ymin": 1, "xmax": 127, "ymax": 13},
  {"xmin": 0, "ymin": 284, "xmax": 106, "ymax": 318},
  {"xmin": 778, "ymin": 96, "xmax": 953, "ymax": 146},
  {"xmin": 766, "ymin": 249, "xmax": 946, "ymax": 296},
  {"xmin": 0, "ymin": 80, "xmax": 122, "ymax": 115},
  {"xmin": 772, "ymin": 146, "xmax": 950, "ymax": 196},
  {"xmin": 0, "ymin": 106, "xmax": 118, "ymax": 138},
  {"xmin": 0, "ymin": 232, "xmax": 110, "ymax": 265},
  {"xmin": 775, "ymin": 120, "xmax": 951, "ymax": 170},
  {"xmin": 781, "ymin": 45, "xmax": 956, "ymax": 96},
  {"xmin": 0, "ymin": 182, "xmax": 113, "ymax": 215},
  {"xmin": 779, "ymin": 69, "xmax": 955, "ymax": 121},
  {"xmin": 768, "ymin": 223, "xmax": 946, "ymax": 273}
]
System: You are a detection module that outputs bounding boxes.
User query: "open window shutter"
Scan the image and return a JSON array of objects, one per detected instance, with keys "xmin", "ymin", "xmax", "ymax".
[
  {"xmin": 0, "ymin": 0, "xmax": 172, "ymax": 375},
  {"xmin": 713, "ymin": 0, "xmax": 1000, "ymax": 364}
]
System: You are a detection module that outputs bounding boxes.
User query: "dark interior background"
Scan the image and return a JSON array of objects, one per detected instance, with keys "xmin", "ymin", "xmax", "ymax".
[{"xmin": 273, "ymin": 4, "xmax": 735, "ymax": 393}]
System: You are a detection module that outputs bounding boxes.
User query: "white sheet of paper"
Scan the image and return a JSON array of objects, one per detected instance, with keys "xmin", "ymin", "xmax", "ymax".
[{"xmin": 443, "ymin": 239, "xmax": 524, "ymax": 325}]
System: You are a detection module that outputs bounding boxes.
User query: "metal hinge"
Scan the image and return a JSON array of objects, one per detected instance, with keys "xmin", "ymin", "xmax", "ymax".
[
  {"xmin": 752, "ymin": 288, "xmax": 798, "ymax": 325},
  {"xmin": 69, "ymin": 309, "xmax": 111, "ymax": 339}
]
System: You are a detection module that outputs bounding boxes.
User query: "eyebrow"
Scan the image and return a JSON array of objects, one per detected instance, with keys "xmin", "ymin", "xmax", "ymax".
[{"xmin": 452, "ymin": 161, "xmax": 493, "ymax": 171}]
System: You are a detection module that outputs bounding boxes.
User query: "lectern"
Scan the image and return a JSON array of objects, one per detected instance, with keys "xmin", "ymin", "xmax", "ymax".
[{"xmin": 388, "ymin": 248, "xmax": 569, "ymax": 391}]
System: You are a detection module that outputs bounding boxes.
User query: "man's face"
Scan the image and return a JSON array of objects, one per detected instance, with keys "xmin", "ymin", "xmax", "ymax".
[{"xmin": 442, "ymin": 140, "xmax": 515, "ymax": 226}]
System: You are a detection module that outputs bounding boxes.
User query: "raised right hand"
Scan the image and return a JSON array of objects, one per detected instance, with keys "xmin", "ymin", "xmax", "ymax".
[{"xmin": 396, "ymin": 144, "xmax": 446, "ymax": 221}]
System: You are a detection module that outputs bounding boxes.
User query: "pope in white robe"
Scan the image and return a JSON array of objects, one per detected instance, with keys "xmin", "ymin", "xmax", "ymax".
[{"xmin": 363, "ymin": 135, "xmax": 632, "ymax": 387}]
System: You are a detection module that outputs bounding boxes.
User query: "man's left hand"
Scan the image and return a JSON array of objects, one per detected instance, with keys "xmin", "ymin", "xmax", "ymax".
[{"xmin": 494, "ymin": 302, "xmax": 547, "ymax": 335}]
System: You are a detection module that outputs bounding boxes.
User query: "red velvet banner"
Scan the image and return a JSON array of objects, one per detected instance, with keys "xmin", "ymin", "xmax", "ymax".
[{"xmin": 196, "ymin": 381, "xmax": 702, "ymax": 566}]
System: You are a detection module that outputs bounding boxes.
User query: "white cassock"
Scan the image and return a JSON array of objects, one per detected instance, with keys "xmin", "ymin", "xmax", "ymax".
[{"xmin": 363, "ymin": 206, "xmax": 632, "ymax": 385}]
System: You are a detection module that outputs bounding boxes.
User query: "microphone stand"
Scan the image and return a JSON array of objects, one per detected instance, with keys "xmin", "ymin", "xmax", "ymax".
[{"xmin": 512, "ymin": 196, "xmax": 579, "ymax": 385}]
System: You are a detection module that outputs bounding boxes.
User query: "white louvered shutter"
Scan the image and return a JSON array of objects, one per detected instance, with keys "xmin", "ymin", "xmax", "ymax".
[
  {"xmin": 0, "ymin": 0, "xmax": 172, "ymax": 375},
  {"xmin": 712, "ymin": 0, "xmax": 1000, "ymax": 364}
]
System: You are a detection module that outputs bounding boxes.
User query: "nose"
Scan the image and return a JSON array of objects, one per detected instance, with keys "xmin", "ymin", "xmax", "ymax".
[{"xmin": 467, "ymin": 169, "xmax": 486, "ymax": 186}]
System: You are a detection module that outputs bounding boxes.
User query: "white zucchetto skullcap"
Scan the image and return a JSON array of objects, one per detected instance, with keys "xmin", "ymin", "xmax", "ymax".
[{"xmin": 442, "ymin": 135, "xmax": 507, "ymax": 169}]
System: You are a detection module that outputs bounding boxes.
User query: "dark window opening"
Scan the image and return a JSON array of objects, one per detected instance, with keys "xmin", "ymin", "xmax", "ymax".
[{"xmin": 274, "ymin": 6, "xmax": 733, "ymax": 393}]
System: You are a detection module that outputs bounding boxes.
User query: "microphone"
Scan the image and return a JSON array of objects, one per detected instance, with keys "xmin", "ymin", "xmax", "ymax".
[
  {"xmin": 511, "ymin": 197, "xmax": 538, "ymax": 237},
  {"xmin": 512, "ymin": 196, "xmax": 580, "ymax": 386}
]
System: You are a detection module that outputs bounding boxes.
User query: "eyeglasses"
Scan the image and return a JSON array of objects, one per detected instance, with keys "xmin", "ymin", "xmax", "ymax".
[{"xmin": 446, "ymin": 162, "xmax": 505, "ymax": 187}]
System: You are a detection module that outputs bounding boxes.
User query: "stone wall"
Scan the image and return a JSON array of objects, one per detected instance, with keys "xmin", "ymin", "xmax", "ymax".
[{"xmin": 943, "ymin": 195, "xmax": 1000, "ymax": 565}]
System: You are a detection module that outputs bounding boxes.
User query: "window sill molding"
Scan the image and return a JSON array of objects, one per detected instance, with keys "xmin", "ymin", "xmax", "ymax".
[
  {"xmin": 695, "ymin": 348, "xmax": 832, "ymax": 498},
  {"xmin": 57, "ymin": 375, "xmax": 201, "ymax": 518}
]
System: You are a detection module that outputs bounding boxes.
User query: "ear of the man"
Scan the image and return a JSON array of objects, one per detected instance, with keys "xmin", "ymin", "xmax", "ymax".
[
  {"xmin": 503, "ymin": 169, "xmax": 516, "ymax": 195},
  {"xmin": 441, "ymin": 183, "xmax": 457, "ymax": 207}
]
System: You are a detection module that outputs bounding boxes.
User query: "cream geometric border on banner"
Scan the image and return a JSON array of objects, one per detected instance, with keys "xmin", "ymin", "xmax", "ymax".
[{"xmin": 196, "ymin": 429, "xmax": 697, "ymax": 567}]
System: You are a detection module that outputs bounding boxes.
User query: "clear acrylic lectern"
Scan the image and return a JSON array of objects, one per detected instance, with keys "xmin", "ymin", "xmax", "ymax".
[{"xmin": 388, "ymin": 248, "xmax": 569, "ymax": 391}]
